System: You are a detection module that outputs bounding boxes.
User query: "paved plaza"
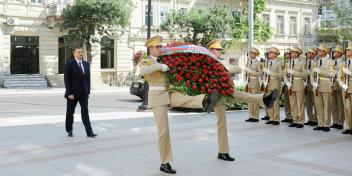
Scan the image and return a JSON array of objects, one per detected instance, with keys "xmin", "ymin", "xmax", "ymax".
[{"xmin": 0, "ymin": 89, "xmax": 352, "ymax": 176}]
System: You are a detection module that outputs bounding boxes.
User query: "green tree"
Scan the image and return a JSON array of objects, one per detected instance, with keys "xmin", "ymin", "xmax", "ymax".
[
  {"xmin": 161, "ymin": 1, "xmax": 272, "ymax": 48},
  {"xmin": 161, "ymin": 5, "xmax": 234, "ymax": 47},
  {"xmin": 317, "ymin": 1, "xmax": 352, "ymax": 43},
  {"xmin": 58, "ymin": 0, "xmax": 133, "ymax": 62}
]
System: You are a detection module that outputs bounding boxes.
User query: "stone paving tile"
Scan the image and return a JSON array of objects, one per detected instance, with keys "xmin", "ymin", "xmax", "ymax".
[{"xmin": 1, "ymin": 110, "xmax": 352, "ymax": 176}]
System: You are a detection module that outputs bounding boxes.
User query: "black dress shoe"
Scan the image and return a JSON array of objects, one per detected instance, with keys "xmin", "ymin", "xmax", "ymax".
[
  {"xmin": 203, "ymin": 90, "xmax": 219, "ymax": 113},
  {"xmin": 87, "ymin": 133, "xmax": 98, "ymax": 138},
  {"xmin": 337, "ymin": 125, "xmax": 344, "ymax": 129},
  {"xmin": 217, "ymin": 153, "xmax": 235, "ymax": 161},
  {"xmin": 265, "ymin": 121, "xmax": 274, "ymax": 124},
  {"xmin": 245, "ymin": 118, "xmax": 253, "ymax": 122},
  {"xmin": 281, "ymin": 119, "xmax": 291, "ymax": 123},
  {"xmin": 251, "ymin": 119, "xmax": 259, "ymax": 122},
  {"xmin": 313, "ymin": 126, "xmax": 323, "ymax": 131},
  {"xmin": 288, "ymin": 123, "xmax": 297, "ymax": 127},
  {"xmin": 342, "ymin": 129, "xmax": 352, "ymax": 134},
  {"xmin": 296, "ymin": 124, "xmax": 304, "ymax": 128},
  {"xmin": 330, "ymin": 124, "xmax": 339, "ymax": 129},
  {"xmin": 160, "ymin": 163, "xmax": 176, "ymax": 174},
  {"xmin": 310, "ymin": 122, "xmax": 318, "ymax": 126},
  {"xmin": 322, "ymin": 127, "xmax": 330, "ymax": 132},
  {"xmin": 272, "ymin": 121, "xmax": 280, "ymax": 125},
  {"xmin": 263, "ymin": 89, "xmax": 278, "ymax": 108},
  {"xmin": 261, "ymin": 116, "xmax": 270, "ymax": 120},
  {"xmin": 304, "ymin": 121, "xmax": 312, "ymax": 125},
  {"xmin": 287, "ymin": 119, "xmax": 294, "ymax": 123},
  {"xmin": 68, "ymin": 131, "xmax": 73, "ymax": 137}
]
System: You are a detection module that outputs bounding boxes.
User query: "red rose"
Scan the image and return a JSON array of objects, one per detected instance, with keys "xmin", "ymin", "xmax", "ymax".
[
  {"xmin": 206, "ymin": 83, "xmax": 210, "ymax": 88},
  {"xmin": 192, "ymin": 85, "xmax": 197, "ymax": 91},
  {"xmin": 176, "ymin": 75, "xmax": 182, "ymax": 81},
  {"xmin": 198, "ymin": 79, "xmax": 203, "ymax": 84},
  {"xmin": 207, "ymin": 89, "xmax": 212, "ymax": 94}
]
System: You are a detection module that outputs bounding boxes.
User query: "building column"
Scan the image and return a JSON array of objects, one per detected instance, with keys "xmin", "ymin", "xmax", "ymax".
[{"xmin": 90, "ymin": 41, "xmax": 104, "ymax": 88}]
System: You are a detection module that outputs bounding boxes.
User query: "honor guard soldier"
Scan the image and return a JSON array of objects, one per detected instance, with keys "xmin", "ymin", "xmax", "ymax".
[
  {"xmin": 337, "ymin": 45, "xmax": 352, "ymax": 134},
  {"xmin": 311, "ymin": 45, "xmax": 335, "ymax": 132},
  {"xmin": 262, "ymin": 47, "xmax": 283, "ymax": 125},
  {"xmin": 281, "ymin": 49, "xmax": 294, "ymax": 123},
  {"xmin": 331, "ymin": 45, "xmax": 345, "ymax": 130},
  {"xmin": 284, "ymin": 46, "xmax": 308, "ymax": 128},
  {"xmin": 244, "ymin": 47, "xmax": 263, "ymax": 122},
  {"xmin": 304, "ymin": 47, "xmax": 318, "ymax": 126}
]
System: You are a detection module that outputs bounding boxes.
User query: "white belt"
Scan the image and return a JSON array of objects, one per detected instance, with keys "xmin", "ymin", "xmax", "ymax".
[
  {"xmin": 320, "ymin": 78, "xmax": 330, "ymax": 80},
  {"xmin": 270, "ymin": 77, "xmax": 277, "ymax": 80},
  {"xmin": 149, "ymin": 87, "xmax": 167, "ymax": 91},
  {"xmin": 294, "ymin": 78, "xmax": 302, "ymax": 80}
]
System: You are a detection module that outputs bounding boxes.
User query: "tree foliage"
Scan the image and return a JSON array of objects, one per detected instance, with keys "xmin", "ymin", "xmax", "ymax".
[
  {"xmin": 161, "ymin": 0, "xmax": 272, "ymax": 49},
  {"xmin": 58, "ymin": 0, "xmax": 133, "ymax": 61},
  {"xmin": 317, "ymin": 1, "xmax": 352, "ymax": 43}
]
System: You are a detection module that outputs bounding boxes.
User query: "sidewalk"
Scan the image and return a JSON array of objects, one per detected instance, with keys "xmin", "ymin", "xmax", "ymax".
[
  {"xmin": 0, "ymin": 87, "xmax": 130, "ymax": 95},
  {"xmin": 1, "ymin": 110, "xmax": 352, "ymax": 176}
]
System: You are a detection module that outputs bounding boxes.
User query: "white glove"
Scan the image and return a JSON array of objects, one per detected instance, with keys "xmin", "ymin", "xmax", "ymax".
[
  {"xmin": 245, "ymin": 67, "xmax": 253, "ymax": 73},
  {"xmin": 314, "ymin": 68, "xmax": 320, "ymax": 74},
  {"xmin": 263, "ymin": 68, "xmax": 271, "ymax": 75},
  {"xmin": 311, "ymin": 82, "xmax": 318, "ymax": 88},
  {"xmin": 161, "ymin": 64, "xmax": 169, "ymax": 72},
  {"xmin": 343, "ymin": 67, "xmax": 352, "ymax": 75},
  {"xmin": 287, "ymin": 69, "xmax": 294, "ymax": 74},
  {"xmin": 286, "ymin": 82, "xmax": 292, "ymax": 88},
  {"xmin": 263, "ymin": 81, "xmax": 268, "ymax": 87},
  {"xmin": 342, "ymin": 84, "xmax": 348, "ymax": 91}
]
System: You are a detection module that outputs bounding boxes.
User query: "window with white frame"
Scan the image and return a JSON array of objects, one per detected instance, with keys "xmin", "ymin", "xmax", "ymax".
[
  {"xmin": 304, "ymin": 18, "xmax": 311, "ymax": 35},
  {"xmin": 160, "ymin": 6, "xmax": 169, "ymax": 23},
  {"xmin": 145, "ymin": 5, "xmax": 154, "ymax": 26},
  {"xmin": 8, "ymin": 0, "xmax": 24, "ymax": 3},
  {"xmin": 263, "ymin": 14, "xmax": 270, "ymax": 24},
  {"xmin": 31, "ymin": 0, "xmax": 43, "ymax": 4},
  {"xmin": 180, "ymin": 8, "xmax": 187, "ymax": 13},
  {"xmin": 276, "ymin": 15, "xmax": 284, "ymax": 34},
  {"xmin": 289, "ymin": 16, "xmax": 297, "ymax": 35},
  {"xmin": 232, "ymin": 10, "xmax": 241, "ymax": 18}
]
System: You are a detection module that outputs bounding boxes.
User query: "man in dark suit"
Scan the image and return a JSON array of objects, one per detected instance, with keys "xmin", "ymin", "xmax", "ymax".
[{"xmin": 64, "ymin": 47, "xmax": 97, "ymax": 138}]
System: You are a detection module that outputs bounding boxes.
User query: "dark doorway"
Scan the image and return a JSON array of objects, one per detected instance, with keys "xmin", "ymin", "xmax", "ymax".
[{"xmin": 10, "ymin": 36, "xmax": 39, "ymax": 74}]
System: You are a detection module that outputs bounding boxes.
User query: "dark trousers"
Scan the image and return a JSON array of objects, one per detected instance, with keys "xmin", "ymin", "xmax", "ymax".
[{"xmin": 65, "ymin": 97, "xmax": 93, "ymax": 135}]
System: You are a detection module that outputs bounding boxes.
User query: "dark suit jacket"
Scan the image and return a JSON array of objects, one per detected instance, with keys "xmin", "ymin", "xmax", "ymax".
[{"xmin": 64, "ymin": 59, "xmax": 91, "ymax": 99}]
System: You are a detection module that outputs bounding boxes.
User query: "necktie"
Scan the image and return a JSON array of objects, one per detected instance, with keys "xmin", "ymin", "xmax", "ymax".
[
  {"xmin": 349, "ymin": 60, "xmax": 351, "ymax": 67},
  {"xmin": 335, "ymin": 60, "xmax": 337, "ymax": 66},
  {"xmin": 79, "ymin": 61, "xmax": 84, "ymax": 74},
  {"xmin": 308, "ymin": 61, "xmax": 311, "ymax": 70}
]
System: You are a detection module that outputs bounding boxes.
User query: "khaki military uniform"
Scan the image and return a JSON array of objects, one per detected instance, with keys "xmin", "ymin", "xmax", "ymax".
[
  {"xmin": 140, "ymin": 57, "xmax": 204, "ymax": 164},
  {"xmin": 310, "ymin": 56, "xmax": 335, "ymax": 127},
  {"xmin": 337, "ymin": 58, "xmax": 352, "ymax": 130},
  {"xmin": 284, "ymin": 59, "xmax": 308, "ymax": 124},
  {"xmin": 245, "ymin": 60, "xmax": 263, "ymax": 119},
  {"xmin": 305, "ymin": 59, "xmax": 318, "ymax": 123},
  {"xmin": 215, "ymin": 59, "xmax": 264, "ymax": 153},
  {"xmin": 282, "ymin": 60, "xmax": 293, "ymax": 120},
  {"xmin": 265, "ymin": 59, "xmax": 283, "ymax": 122},
  {"xmin": 331, "ymin": 58, "xmax": 345, "ymax": 126}
]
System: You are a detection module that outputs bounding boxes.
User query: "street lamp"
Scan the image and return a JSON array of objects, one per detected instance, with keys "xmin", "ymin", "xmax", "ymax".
[{"xmin": 138, "ymin": 0, "xmax": 152, "ymax": 111}]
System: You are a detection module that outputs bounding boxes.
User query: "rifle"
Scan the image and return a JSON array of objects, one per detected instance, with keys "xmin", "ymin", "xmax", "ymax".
[
  {"xmin": 313, "ymin": 57, "xmax": 321, "ymax": 96},
  {"xmin": 330, "ymin": 48, "xmax": 336, "ymax": 85},
  {"xmin": 288, "ymin": 58, "xmax": 293, "ymax": 96},
  {"xmin": 344, "ymin": 43, "xmax": 350, "ymax": 99},
  {"xmin": 245, "ymin": 58, "xmax": 251, "ymax": 92},
  {"xmin": 263, "ymin": 52, "xmax": 270, "ymax": 94},
  {"xmin": 304, "ymin": 53, "xmax": 308, "ymax": 95}
]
